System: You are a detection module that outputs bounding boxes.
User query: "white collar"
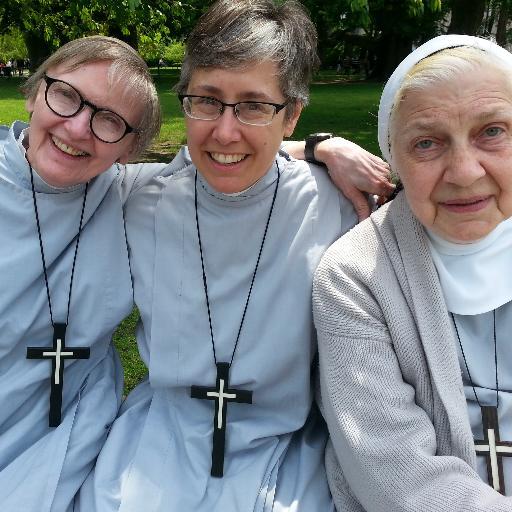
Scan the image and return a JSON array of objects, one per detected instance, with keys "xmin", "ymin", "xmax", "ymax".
[{"xmin": 426, "ymin": 219, "xmax": 512, "ymax": 314}]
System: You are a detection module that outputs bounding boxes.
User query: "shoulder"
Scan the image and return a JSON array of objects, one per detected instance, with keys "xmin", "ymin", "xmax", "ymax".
[
  {"xmin": 0, "ymin": 121, "xmax": 26, "ymax": 148},
  {"xmin": 314, "ymin": 216, "xmax": 382, "ymax": 317},
  {"xmin": 278, "ymin": 152, "xmax": 358, "ymax": 234},
  {"xmin": 319, "ymin": 192, "xmax": 422, "ymax": 275},
  {"xmin": 313, "ymin": 194, "xmax": 429, "ymax": 330},
  {"xmin": 120, "ymin": 146, "xmax": 194, "ymax": 202},
  {"xmin": 0, "ymin": 125, "xmax": 10, "ymax": 161},
  {"xmin": 278, "ymin": 151, "xmax": 335, "ymax": 195},
  {"xmin": 313, "ymin": 202, "xmax": 398, "ymax": 325},
  {"xmin": 0, "ymin": 124, "xmax": 9, "ymax": 143}
]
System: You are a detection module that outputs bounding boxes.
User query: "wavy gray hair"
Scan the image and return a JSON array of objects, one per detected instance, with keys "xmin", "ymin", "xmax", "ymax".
[
  {"xmin": 176, "ymin": 0, "xmax": 319, "ymax": 120},
  {"xmin": 22, "ymin": 35, "xmax": 161, "ymax": 158}
]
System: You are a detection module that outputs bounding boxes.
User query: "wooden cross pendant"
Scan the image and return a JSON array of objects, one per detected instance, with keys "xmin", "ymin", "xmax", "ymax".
[
  {"xmin": 27, "ymin": 323, "xmax": 90, "ymax": 427},
  {"xmin": 191, "ymin": 362, "xmax": 252, "ymax": 477},
  {"xmin": 474, "ymin": 405, "xmax": 512, "ymax": 494}
]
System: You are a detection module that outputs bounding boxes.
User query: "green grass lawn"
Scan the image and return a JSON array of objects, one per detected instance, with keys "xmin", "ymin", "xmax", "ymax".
[{"xmin": 0, "ymin": 69, "xmax": 384, "ymax": 394}]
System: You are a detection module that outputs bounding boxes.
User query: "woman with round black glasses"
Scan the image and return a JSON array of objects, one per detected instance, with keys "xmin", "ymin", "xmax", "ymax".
[{"xmin": 0, "ymin": 35, "xmax": 161, "ymax": 512}]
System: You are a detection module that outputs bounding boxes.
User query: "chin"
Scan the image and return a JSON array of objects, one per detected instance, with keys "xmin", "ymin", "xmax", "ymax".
[
  {"xmin": 201, "ymin": 174, "xmax": 242, "ymax": 194},
  {"xmin": 445, "ymin": 226, "xmax": 497, "ymax": 244}
]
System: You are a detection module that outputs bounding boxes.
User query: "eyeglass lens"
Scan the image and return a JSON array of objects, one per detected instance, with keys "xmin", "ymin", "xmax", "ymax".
[
  {"xmin": 46, "ymin": 79, "xmax": 129, "ymax": 143},
  {"xmin": 183, "ymin": 96, "xmax": 277, "ymax": 126}
]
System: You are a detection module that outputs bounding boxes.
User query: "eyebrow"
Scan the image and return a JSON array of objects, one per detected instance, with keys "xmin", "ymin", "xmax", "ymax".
[
  {"xmin": 49, "ymin": 75, "xmax": 117, "ymax": 113},
  {"xmin": 189, "ymin": 84, "xmax": 275, "ymax": 102},
  {"xmin": 473, "ymin": 108, "xmax": 512, "ymax": 122},
  {"xmin": 403, "ymin": 108, "xmax": 512, "ymax": 133}
]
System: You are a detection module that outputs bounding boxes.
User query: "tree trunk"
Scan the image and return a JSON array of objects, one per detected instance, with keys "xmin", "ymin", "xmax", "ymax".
[
  {"xmin": 496, "ymin": 0, "xmax": 510, "ymax": 46},
  {"xmin": 23, "ymin": 31, "xmax": 55, "ymax": 71},
  {"xmin": 369, "ymin": 32, "xmax": 413, "ymax": 81},
  {"xmin": 448, "ymin": 0, "xmax": 486, "ymax": 35}
]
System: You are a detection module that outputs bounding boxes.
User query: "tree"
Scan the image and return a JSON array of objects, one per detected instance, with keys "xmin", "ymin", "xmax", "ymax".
[
  {"xmin": 365, "ymin": 0, "xmax": 443, "ymax": 80},
  {"xmin": 306, "ymin": 0, "xmax": 444, "ymax": 80},
  {"xmin": 495, "ymin": 0, "xmax": 511, "ymax": 46},
  {"xmin": 0, "ymin": 0, "xmax": 179, "ymax": 69},
  {"xmin": 447, "ymin": 0, "xmax": 486, "ymax": 34},
  {"xmin": 0, "ymin": 27, "xmax": 28, "ymax": 61}
]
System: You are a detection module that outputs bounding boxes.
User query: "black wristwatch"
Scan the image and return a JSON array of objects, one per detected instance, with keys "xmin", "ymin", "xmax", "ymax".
[{"xmin": 304, "ymin": 133, "xmax": 334, "ymax": 164}]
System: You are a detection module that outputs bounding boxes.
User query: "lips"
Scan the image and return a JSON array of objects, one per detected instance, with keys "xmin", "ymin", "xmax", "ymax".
[
  {"xmin": 209, "ymin": 152, "xmax": 247, "ymax": 164},
  {"xmin": 51, "ymin": 135, "xmax": 89, "ymax": 157},
  {"xmin": 440, "ymin": 196, "xmax": 491, "ymax": 213}
]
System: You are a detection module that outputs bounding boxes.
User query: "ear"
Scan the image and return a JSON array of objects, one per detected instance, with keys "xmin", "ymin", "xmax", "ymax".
[
  {"xmin": 25, "ymin": 96, "xmax": 35, "ymax": 114},
  {"xmin": 116, "ymin": 140, "xmax": 137, "ymax": 165},
  {"xmin": 283, "ymin": 101, "xmax": 303, "ymax": 138}
]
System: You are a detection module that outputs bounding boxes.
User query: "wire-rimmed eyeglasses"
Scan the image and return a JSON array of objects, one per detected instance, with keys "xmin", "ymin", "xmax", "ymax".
[
  {"xmin": 178, "ymin": 94, "xmax": 289, "ymax": 126},
  {"xmin": 43, "ymin": 74, "xmax": 138, "ymax": 143}
]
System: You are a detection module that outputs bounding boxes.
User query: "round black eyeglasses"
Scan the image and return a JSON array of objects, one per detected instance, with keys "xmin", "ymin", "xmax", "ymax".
[{"xmin": 43, "ymin": 74, "xmax": 138, "ymax": 143}]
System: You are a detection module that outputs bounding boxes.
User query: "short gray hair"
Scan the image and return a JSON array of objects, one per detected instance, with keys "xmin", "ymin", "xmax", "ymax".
[
  {"xmin": 22, "ymin": 35, "xmax": 161, "ymax": 157},
  {"xmin": 176, "ymin": 0, "xmax": 319, "ymax": 119}
]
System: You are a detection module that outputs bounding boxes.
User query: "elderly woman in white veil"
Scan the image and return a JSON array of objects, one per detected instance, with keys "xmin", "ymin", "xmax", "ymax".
[{"xmin": 314, "ymin": 35, "xmax": 512, "ymax": 511}]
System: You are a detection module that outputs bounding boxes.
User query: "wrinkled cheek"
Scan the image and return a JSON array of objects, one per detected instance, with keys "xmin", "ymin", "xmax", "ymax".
[
  {"xmin": 498, "ymin": 201, "xmax": 512, "ymax": 221},
  {"xmin": 407, "ymin": 194, "xmax": 436, "ymax": 228}
]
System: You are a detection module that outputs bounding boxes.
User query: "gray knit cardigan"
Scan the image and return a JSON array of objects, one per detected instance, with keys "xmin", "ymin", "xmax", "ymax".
[{"xmin": 313, "ymin": 192, "xmax": 512, "ymax": 511}]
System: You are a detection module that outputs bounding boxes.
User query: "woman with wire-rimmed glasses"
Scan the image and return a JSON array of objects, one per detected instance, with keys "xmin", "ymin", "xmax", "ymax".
[{"xmin": 77, "ymin": 1, "xmax": 366, "ymax": 511}]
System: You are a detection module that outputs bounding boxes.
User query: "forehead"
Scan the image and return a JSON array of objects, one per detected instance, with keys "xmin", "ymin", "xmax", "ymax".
[
  {"xmin": 395, "ymin": 65, "xmax": 512, "ymax": 129},
  {"xmin": 187, "ymin": 60, "xmax": 283, "ymax": 100}
]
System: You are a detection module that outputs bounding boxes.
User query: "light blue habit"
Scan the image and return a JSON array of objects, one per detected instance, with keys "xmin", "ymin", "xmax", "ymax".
[
  {"xmin": 0, "ymin": 121, "xmax": 166, "ymax": 512},
  {"xmin": 453, "ymin": 305, "xmax": 512, "ymax": 494},
  {"xmin": 77, "ymin": 147, "xmax": 357, "ymax": 511}
]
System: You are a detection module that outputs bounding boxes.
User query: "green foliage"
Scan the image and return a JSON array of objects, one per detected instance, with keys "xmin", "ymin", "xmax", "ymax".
[
  {"xmin": 138, "ymin": 33, "xmax": 168, "ymax": 63},
  {"xmin": 0, "ymin": 28, "xmax": 27, "ymax": 61},
  {"xmin": 348, "ymin": 0, "xmax": 371, "ymax": 26},
  {"xmin": 138, "ymin": 39, "xmax": 185, "ymax": 66},
  {"xmin": 0, "ymin": 0, "xmax": 172, "ymax": 41},
  {"xmin": 164, "ymin": 0, "xmax": 211, "ymax": 39},
  {"xmin": 163, "ymin": 42, "xmax": 185, "ymax": 65},
  {"xmin": 0, "ymin": 0, "xmax": 175, "ymax": 67}
]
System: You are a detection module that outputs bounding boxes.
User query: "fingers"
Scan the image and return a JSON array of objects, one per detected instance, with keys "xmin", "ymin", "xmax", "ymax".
[
  {"xmin": 356, "ymin": 163, "xmax": 395, "ymax": 197},
  {"xmin": 341, "ymin": 186, "xmax": 371, "ymax": 221},
  {"xmin": 376, "ymin": 178, "xmax": 395, "ymax": 197}
]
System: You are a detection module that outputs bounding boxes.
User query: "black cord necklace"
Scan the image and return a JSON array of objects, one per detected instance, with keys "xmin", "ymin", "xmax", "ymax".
[
  {"xmin": 451, "ymin": 310, "xmax": 512, "ymax": 495},
  {"xmin": 25, "ymin": 159, "xmax": 91, "ymax": 427},
  {"xmin": 190, "ymin": 163, "xmax": 280, "ymax": 478}
]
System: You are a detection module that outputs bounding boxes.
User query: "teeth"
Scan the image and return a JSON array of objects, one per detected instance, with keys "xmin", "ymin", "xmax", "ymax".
[
  {"xmin": 210, "ymin": 152, "xmax": 246, "ymax": 164},
  {"xmin": 52, "ymin": 136, "xmax": 88, "ymax": 157}
]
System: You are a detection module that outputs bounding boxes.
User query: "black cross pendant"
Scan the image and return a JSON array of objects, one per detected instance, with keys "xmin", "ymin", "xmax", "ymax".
[
  {"xmin": 474, "ymin": 405, "xmax": 512, "ymax": 494},
  {"xmin": 191, "ymin": 362, "xmax": 252, "ymax": 477},
  {"xmin": 27, "ymin": 323, "xmax": 90, "ymax": 427}
]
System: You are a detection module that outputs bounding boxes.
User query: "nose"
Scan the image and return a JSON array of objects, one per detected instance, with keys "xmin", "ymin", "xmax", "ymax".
[
  {"xmin": 211, "ymin": 107, "xmax": 242, "ymax": 145},
  {"xmin": 443, "ymin": 145, "xmax": 486, "ymax": 187},
  {"xmin": 63, "ymin": 106, "xmax": 93, "ymax": 139}
]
